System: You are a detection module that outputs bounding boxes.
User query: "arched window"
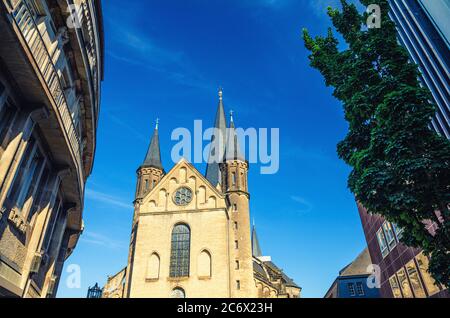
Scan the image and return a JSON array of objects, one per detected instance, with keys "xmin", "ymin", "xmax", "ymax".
[
  {"xmin": 171, "ymin": 287, "xmax": 186, "ymax": 298},
  {"xmin": 170, "ymin": 224, "xmax": 190, "ymax": 277}
]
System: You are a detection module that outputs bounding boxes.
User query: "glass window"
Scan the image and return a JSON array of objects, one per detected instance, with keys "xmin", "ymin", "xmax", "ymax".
[
  {"xmin": 348, "ymin": 283, "xmax": 356, "ymax": 296},
  {"xmin": 415, "ymin": 253, "xmax": 440, "ymax": 296},
  {"xmin": 170, "ymin": 287, "xmax": 186, "ymax": 298},
  {"xmin": 406, "ymin": 260, "xmax": 426, "ymax": 298},
  {"xmin": 170, "ymin": 224, "xmax": 190, "ymax": 278},
  {"xmin": 376, "ymin": 228, "xmax": 389, "ymax": 257},
  {"xmin": 27, "ymin": 166, "xmax": 50, "ymax": 223},
  {"xmin": 0, "ymin": 101, "xmax": 18, "ymax": 153},
  {"xmin": 389, "ymin": 275, "xmax": 403, "ymax": 298},
  {"xmin": 6, "ymin": 137, "xmax": 36, "ymax": 208},
  {"xmin": 42, "ymin": 197, "xmax": 62, "ymax": 252},
  {"xmin": 382, "ymin": 222, "xmax": 397, "ymax": 250},
  {"xmin": 356, "ymin": 282, "xmax": 365, "ymax": 296},
  {"xmin": 397, "ymin": 268, "xmax": 414, "ymax": 298},
  {"xmin": 392, "ymin": 223, "xmax": 404, "ymax": 240}
]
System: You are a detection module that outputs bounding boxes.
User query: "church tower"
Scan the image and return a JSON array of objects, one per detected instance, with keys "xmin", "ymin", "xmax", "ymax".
[
  {"xmin": 135, "ymin": 121, "xmax": 165, "ymax": 201},
  {"xmin": 125, "ymin": 121, "xmax": 164, "ymax": 297},
  {"xmin": 220, "ymin": 113, "xmax": 255, "ymax": 297}
]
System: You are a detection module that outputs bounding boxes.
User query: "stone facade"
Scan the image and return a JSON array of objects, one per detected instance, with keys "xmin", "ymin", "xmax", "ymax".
[
  {"xmin": 104, "ymin": 90, "xmax": 300, "ymax": 298},
  {"xmin": 0, "ymin": 0, "xmax": 103, "ymax": 297}
]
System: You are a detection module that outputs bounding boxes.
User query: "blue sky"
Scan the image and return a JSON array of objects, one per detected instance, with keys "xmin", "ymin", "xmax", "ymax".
[{"xmin": 57, "ymin": 0, "xmax": 368, "ymax": 298}]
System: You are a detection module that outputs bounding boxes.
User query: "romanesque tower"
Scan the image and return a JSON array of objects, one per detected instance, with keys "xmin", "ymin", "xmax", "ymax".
[
  {"xmin": 219, "ymin": 113, "xmax": 255, "ymax": 297},
  {"xmin": 124, "ymin": 122, "xmax": 164, "ymax": 296}
]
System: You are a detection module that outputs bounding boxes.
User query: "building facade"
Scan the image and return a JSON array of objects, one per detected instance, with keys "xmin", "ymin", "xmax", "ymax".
[
  {"xmin": 358, "ymin": 204, "xmax": 448, "ymax": 298},
  {"xmin": 106, "ymin": 89, "xmax": 300, "ymax": 298},
  {"xmin": 0, "ymin": 0, "xmax": 103, "ymax": 297},
  {"xmin": 388, "ymin": 0, "xmax": 450, "ymax": 139},
  {"xmin": 325, "ymin": 248, "xmax": 380, "ymax": 298}
]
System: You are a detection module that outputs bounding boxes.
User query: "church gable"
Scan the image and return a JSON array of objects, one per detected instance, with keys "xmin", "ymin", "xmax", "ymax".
[{"xmin": 141, "ymin": 159, "xmax": 226, "ymax": 213}]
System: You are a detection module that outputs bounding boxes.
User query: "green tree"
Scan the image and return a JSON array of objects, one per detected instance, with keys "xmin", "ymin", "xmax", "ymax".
[{"xmin": 303, "ymin": 0, "xmax": 450, "ymax": 286}]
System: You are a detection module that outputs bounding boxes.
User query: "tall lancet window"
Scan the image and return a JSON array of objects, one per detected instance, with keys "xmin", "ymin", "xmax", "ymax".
[{"xmin": 170, "ymin": 224, "xmax": 190, "ymax": 277}]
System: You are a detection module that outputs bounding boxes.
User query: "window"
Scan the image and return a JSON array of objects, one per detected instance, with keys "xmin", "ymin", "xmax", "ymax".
[
  {"xmin": 406, "ymin": 260, "xmax": 426, "ymax": 298},
  {"xmin": 233, "ymin": 204, "xmax": 237, "ymax": 212},
  {"xmin": 42, "ymin": 196, "xmax": 62, "ymax": 252},
  {"xmin": 5, "ymin": 137, "xmax": 36, "ymax": 209},
  {"xmin": 347, "ymin": 283, "xmax": 356, "ymax": 296},
  {"xmin": 396, "ymin": 268, "xmax": 413, "ymax": 298},
  {"xmin": 27, "ymin": 166, "xmax": 50, "ymax": 224},
  {"xmin": 234, "ymin": 222, "xmax": 238, "ymax": 230},
  {"xmin": 415, "ymin": 253, "xmax": 440, "ymax": 296},
  {"xmin": 356, "ymin": 282, "xmax": 365, "ymax": 296},
  {"xmin": 382, "ymin": 222, "xmax": 396, "ymax": 250},
  {"xmin": 235, "ymin": 240, "xmax": 239, "ymax": 249},
  {"xmin": 392, "ymin": 222, "xmax": 404, "ymax": 240},
  {"xmin": 389, "ymin": 275, "xmax": 403, "ymax": 298},
  {"xmin": 376, "ymin": 228, "xmax": 389, "ymax": 258},
  {"xmin": 144, "ymin": 179, "xmax": 149, "ymax": 191},
  {"xmin": 0, "ymin": 101, "xmax": 18, "ymax": 155},
  {"xmin": 170, "ymin": 224, "xmax": 190, "ymax": 278},
  {"xmin": 170, "ymin": 287, "xmax": 186, "ymax": 298},
  {"xmin": 235, "ymin": 260, "xmax": 240, "ymax": 270},
  {"xmin": 236, "ymin": 280, "xmax": 241, "ymax": 290},
  {"xmin": 232, "ymin": 172, "xmax": 236, "ymax": 186},
  {"xmin": 152, "ymin": 179, "xmax": 156, "ymax": 188}
]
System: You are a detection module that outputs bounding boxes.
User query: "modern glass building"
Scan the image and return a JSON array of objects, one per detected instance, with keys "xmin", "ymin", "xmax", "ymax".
[{"xmin": 389, "ymin": 0, "xmax": 450, "ymax": 139}]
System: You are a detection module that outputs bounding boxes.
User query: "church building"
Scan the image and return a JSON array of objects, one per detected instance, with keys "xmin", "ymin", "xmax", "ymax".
[{"xmin": 105, "ymin": 89, "xmax": 300, "ymax": 298}]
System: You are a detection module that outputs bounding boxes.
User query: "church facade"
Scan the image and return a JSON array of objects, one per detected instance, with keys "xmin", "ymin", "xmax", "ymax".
[{"xmin": 107, "ymin": 90, "xmax": 300, "ymax": 298}]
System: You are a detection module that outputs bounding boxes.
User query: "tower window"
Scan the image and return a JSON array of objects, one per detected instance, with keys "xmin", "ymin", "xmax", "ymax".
[
  {"xmin": 236, "ymin": 280, "xmax": 241, "ymax": 290},
  {"xmin": 348, "ymin": 283, "xmax": 356, "ymax": 296},
  {"xmin": 234, "ymin": 222, "xmax": 238, "ymax": 230},
  {"xmin": 233, "ymin": 204, "xmax": 237, "ymax": 212},
  {"xmin": 235, "ymin": 240, "xmax": 239, "ymax": 249},
  {"xmin": 152, "ymin": 179, "xmax": 156, "ymax": 188},
  {"xmin": 145, "ymin": 179, "xmax": 149, "ymax": 190},
  {"xmin": 235, "ymin": 260, "xmax": 240, "ymax": 270},
  {"xmin": 232, "ymin": 172, "xmax": 236, "ymax": 186},
  {"xmin": 170, "ymin": 224, "xmax": 190, "ymax": 278}
]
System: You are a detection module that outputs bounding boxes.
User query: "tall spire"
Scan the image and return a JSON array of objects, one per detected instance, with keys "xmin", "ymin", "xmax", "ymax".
[
  {"xmin": 224, "ymin": 111, "xmax": 245, "ymax": 161},
  {"xmin": 205, "ymin": 88, "xmax": 227, "ymax": 186},
  {"xmin": 252, "ymin": 225, "xmax": 263, "ymax": 258},
  {"xmin": 142, "ymin": 119, "xmax": 163, "ymax": 170}
]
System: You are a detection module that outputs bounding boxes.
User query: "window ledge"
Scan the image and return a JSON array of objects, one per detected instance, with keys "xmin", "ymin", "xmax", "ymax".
[
  {"xmin": 167, "ymin": 276, "xmax": 189, "ymax": 282},
  {"xmin": 198, "ymin": 276, "xmax": 211, "ymax": 281},
  {"xmin": 145, "ymin": 278, "xmax": 159, "ymax": 283}
]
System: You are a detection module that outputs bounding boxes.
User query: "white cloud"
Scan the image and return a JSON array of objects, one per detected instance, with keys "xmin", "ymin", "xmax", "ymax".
[
  {"xmin": 85, "ymin": 188, "xmax": 131, "ymax": 210},
  {"xmin": 80, "ymin": 231, "xmax": 126, "ymax": 250},
  {"xmin": 290, "ymin": 195, "xmax": 313, "ymax": 213}
]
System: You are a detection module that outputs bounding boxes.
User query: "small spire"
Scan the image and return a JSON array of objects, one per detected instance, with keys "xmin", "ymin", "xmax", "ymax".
[
  {"xmin": 230, "ymin": 110, "xmax": 234, "ymax": 123},
  {"xmin": 142, "ymin": 119, "xmax": 163, "ymax": 170},
  {"xmin": 218, "ymin": 87, "xmax": 223, "ymax": 100}
]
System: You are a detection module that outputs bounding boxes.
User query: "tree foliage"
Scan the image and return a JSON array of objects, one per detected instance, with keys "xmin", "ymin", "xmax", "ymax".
[{"xmin": 303, "ymin": 0, "xmax": 450, "ymax": 286}]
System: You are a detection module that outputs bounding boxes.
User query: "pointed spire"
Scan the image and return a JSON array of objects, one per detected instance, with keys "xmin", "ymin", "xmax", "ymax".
[
  {"xmin": 142, "ymin": 119, "xmax": 163, "ymax": 170},
  {"xmin": 252, "ymin": 225, "xmax": 263, "ymax": 258},
  {"xmin": 224, "ymin": 111, "xmax": 245, "ymax": 161},
  {"xmin": 206, "ymin": 88, "xmax": 227, "ymax": 186}
]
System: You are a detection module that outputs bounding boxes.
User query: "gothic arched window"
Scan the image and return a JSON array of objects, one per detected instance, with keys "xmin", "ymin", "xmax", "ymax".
[{"xmin": 170, "ymin": 224, "xmax": 190, "ymax": 277}]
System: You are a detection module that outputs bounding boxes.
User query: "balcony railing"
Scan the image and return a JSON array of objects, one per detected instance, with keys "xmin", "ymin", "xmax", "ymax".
[{"xmin": 10, "ymin": 0, "xmax": 84, "ymax": 185}]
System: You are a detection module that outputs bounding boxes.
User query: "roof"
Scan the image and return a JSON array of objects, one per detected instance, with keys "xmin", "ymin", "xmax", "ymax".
[
  {"xmin": 339, "ymin": 248, "xmax": 372, "ymax": 277},
  {"xmin": 205, "ymin": 89, "xmax": 227, "ymax": 186},
  {"xmin": 142, "ymin": 123, "xmax": 163, "ymax": 170},
  {"xmin": 252, "ymin": 226, "xmax": 263, "ymax": 257}
]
